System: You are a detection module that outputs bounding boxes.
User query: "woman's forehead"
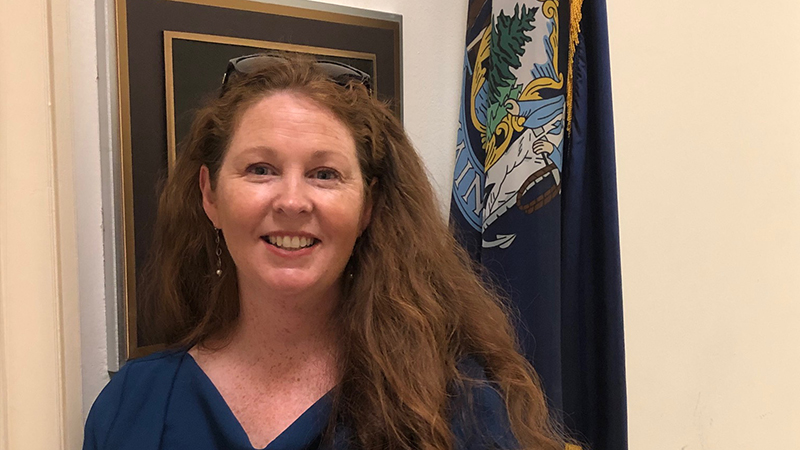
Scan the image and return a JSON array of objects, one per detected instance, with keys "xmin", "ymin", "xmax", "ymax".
[{"xmin": 225, "ymin": 92, "xmax": 358, "ymax": 162}]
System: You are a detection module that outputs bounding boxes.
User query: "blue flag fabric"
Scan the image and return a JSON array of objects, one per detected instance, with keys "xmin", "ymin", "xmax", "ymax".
[
  {"xmin": 450, "ymin": 1, "xmax": 627, "ymax": 448},
  {"xmin": 560, "ymin": 0, "xmax": 627, "ymax": 448}
]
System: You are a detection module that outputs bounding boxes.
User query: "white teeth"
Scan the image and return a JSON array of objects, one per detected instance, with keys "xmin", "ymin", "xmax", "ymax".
[{"xmin": 267, "ymin": 235, "xmax": 315, "ymax": 250}]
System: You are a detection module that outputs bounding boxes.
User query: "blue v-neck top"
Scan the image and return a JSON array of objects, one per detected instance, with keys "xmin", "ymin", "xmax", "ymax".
[{"xmin": 83, "ymin": 350, "xmax": 517, "ymax": 450}]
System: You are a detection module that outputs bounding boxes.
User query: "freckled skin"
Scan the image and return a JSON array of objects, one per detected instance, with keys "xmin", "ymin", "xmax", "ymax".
[{"xmin": 194, "ymin": 91, "xmax": 372, "ymax": 448}]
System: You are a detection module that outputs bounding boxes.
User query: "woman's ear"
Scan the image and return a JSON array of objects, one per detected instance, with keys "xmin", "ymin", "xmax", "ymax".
[{"xmin": 199, "ymin": 165, "xmax": 219, "ymax": 228}]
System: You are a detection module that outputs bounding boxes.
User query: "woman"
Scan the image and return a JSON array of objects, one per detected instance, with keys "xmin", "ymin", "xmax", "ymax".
[{"xmin": 83, "ymin": 54, "xmax": 569, "ymax": 450}]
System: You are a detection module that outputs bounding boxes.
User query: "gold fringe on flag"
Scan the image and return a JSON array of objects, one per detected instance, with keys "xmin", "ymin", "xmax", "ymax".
[{"xmin": 566, "ymin": 0, "xmax": 584, "ymax": 134}]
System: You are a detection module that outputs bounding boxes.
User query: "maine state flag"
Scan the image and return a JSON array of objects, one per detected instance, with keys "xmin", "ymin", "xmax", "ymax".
[{"xmin": 450, "ymin": 0, "xmax": 627, "ymax": 448}]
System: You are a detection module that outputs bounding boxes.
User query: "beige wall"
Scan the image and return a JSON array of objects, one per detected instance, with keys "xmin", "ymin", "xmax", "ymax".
[
  {"xmin": 0, "ymin": 0, "xmax": 84, "ymax": 449},
  {"xmin": 608, "ymin": 0, "xmax": 800, "ymax": 448}
]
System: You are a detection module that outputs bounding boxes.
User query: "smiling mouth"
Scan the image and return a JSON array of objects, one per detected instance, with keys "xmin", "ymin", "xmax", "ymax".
[{"xmin": 262, "ymin": 235, "xmax": 319, "ymax": 251}]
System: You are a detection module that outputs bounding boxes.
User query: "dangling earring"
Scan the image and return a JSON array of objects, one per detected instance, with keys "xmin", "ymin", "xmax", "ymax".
[
  {"xmin": 346, "ymin": 257, "xmax": 355, "ymax": 280},
  {"xmin": 214, "ymin": 228, "xmax": 222, "ymax": 277}
]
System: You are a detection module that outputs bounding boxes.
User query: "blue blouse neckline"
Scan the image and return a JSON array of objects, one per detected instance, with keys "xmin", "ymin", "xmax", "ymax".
[
  {"xmin": 83, "ymin": 349, "xmax": 514, "ymax": 450},
  {"xmin": 184, "ymin": 352, "xmax": 334, "ymax": 450}
]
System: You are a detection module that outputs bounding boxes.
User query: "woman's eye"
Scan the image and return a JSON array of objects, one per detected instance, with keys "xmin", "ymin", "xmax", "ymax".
[
  {"xmin": 248, "ymin": 165, "xmax": 273, "ymax": 176},
  {"xmin": 313, "ymin": 169, "xmax": 340, "ymax": 181}
]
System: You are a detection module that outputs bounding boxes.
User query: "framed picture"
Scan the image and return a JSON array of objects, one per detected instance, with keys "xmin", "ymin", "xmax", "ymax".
[{"xmin": 115, "ymin": 0, "xmax": 402, "ymax": 359}]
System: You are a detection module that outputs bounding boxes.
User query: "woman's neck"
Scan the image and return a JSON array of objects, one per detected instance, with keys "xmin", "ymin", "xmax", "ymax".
[{"xmin": 215, "ymin": 278, "xmax": 341, "ymax": 380}]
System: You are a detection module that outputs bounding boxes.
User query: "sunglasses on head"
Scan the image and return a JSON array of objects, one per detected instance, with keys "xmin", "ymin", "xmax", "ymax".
[{"xmin": 220, "ymin": 53, "xmax": 373, "ymax": 97}]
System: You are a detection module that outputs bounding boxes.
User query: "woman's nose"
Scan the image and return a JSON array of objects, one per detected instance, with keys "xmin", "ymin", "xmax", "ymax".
[{"xmin": 273, "ymin": 174, "xmax": 312, "ymax": 216}]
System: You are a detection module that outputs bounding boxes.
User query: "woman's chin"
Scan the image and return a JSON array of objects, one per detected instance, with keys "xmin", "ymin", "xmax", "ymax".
[
  {"xmin": 258, "ymin": 272, "xmax": 340, "ymax": 297},
  {"xmin": 236, "ymin": 264, "xmax": 344, "ymax": 298},
  {"xmin": 266, "ymin": 280, "xmax": 315, "ymax": 295}
]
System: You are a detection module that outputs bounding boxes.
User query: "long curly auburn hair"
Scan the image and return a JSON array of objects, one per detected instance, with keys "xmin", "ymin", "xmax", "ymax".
[{"xmin": 142, "ymin": 54, "xmax": 569, "ymax": 450}]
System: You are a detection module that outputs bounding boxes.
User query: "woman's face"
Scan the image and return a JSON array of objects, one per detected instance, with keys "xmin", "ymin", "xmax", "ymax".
[{"xmin": 200, "ymin": 91, "xmax": 371, "ymax": 300}]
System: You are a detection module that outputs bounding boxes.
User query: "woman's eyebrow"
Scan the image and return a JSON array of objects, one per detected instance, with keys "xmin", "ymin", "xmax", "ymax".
[
  {"xmin": 236, "ymin": 145, "xmax": 278, "ymax": 159},
  {"xmin": 235, "ymin": 147, "xmax": 351, "ymax": 166},
  {"xmin": 308, "ymin": 149, "xmax": 349, "ymax": 163}
]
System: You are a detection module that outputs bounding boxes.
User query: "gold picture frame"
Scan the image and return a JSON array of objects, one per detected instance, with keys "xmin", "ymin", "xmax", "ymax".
[{"xmin": 114, "ymin": 0, "xmax": 402, "ymax": 359}]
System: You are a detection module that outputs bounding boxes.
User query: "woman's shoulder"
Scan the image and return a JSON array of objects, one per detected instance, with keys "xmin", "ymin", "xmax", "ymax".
[
  {"xmin": 456, "ymin": 355, "xmax": 491, "ymax": 380},
  {"xmin": 83, "ymin": 348, "xmax": 189, "ymax": 450},
  {"xmin": 95, "ymin": 348, "xmax": 188, "ymax": 406},
  {"xmin": 452, "ymin": 356, "xmax": 518, "ymax": 450},
  {"xmin": 117, "ymin": 347, "xmax": 188, "ymax": 378}
]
